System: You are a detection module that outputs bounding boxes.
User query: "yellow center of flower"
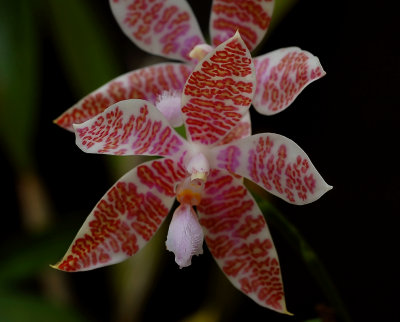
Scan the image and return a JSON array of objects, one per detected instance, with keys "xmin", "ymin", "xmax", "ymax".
[
  {"xmin": 176, "ymin": 177, "xmax": 205, "ymax": 206},
  {"xmin": 176, "ymin": 188, "xmax": 202, "ymax": 205}
]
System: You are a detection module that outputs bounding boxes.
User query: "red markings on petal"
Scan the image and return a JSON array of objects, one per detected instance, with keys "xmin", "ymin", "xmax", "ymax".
[
  {"xmin": 53, "ymin": 158, "xmax": 186, "ymax": 272},
  {"xmin": 219, "ymin": 112, "xmax": 251, "ymax": 145},
  {"xmin": 137, "ymin": 159, "xmax": 186, "ymax": 197},
  {"xmin": 210, "ymin": 133, "xmax": 332, "ymax": 204},
  {"xmin": 74, "ymin": 100, "xmax": 189, "ymax": 157},
  {"xmin": 110, "ymin": 0, "xmax": 204, "ymax": 61},
  {"xmin": 253, "ymin": 47, "xmax": 326, "ymax": 115},
  {"xmin": 210, "ymin": 0, "xmax": 274, "ymax": 51},
  {"xmin": 55, "ymin": 63, "xmax": 192, "ymax": 131},
  {"xmin": 198, "ymin": 170, "xmax": 287, "ymax": 312},
  {"xmin": 182, "ymin": 33, "xmax": 255, "ymax": 145}
]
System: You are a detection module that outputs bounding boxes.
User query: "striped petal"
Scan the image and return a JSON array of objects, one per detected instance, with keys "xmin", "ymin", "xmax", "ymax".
[
  {"xmin": 109, "ymin": 0, "xmax": 205, "ymax": 62},
  {"xmin": 55, "ymin": 63, "xmax": 192, "ymax": 131},
  {"xmin": 219, "ymin": 111, "xmax": 251, "ymax": 145},
  {"xmin": 52, "ymin": 158, "xmax": 187, "ymax": 272},
  {"xmin": 74, "ymin": 99, "xmax": 190, "ymax": 158},
  {"xmin": 210, "ymin": 0, "xmax": 274, "ymax": 51},
  {"xmin": 181, "ymin": 32, "xmax": 255, "ymax": 146},
  {"xmin": 210, "ymin": 133, "xmax": 332, "ymax": 205},
  {"xmin": 253, "ymin": 48, "xmax": 326, "ymax": 115},
  {"xmin": 198, "ymin": 170, "xmax": 288, "ymax": 313}
]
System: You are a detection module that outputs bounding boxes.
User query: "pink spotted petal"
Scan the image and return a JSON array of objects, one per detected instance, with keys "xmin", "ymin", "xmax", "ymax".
[
  {"xmin": 54, "ymin": 63, "xmax": 192, "ymax": 131},
  {"xmin": 210, "ymin": 0, "xmax": 274, "ymax": 51},
  {"xmin": 210, "ymin": 133, "xmax": 332, "ymax": 205},
  {"xmin": 181, "ymin": 32, "xmax": 256, "ymax": 146},
  {"xmin": 166, "ymin": 204, "xmax": 204, "ymax": 268},
  {"xmin": 52, "ymin": 158, "xmax": 187, "ymax": 272},
  {"xmin": 74, "ymin": 99, "xmax": 190, "ymax": 157},
  {"xmin": 219, "ymin": 111, "xmax": 251, "ymax": 145},
  {"xmin": 253, "ymin": 47, "xmax": 326, "ymax": 115},
  {"xmin": 109, "ymin": 0, "xmax": 205, "ymax": 62},
  {"xmin": 197, "ymin": 170, "xmax": 288, "ymax": 313}
]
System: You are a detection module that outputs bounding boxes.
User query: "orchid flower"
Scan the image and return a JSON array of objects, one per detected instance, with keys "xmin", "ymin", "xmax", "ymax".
[
  {"xmin": 54, "ymin": 0, "xmax": 325, "ymax": 132},
  {"xmin": 52, "ymin": 33, "xmax": 331, "ymax": 313}
]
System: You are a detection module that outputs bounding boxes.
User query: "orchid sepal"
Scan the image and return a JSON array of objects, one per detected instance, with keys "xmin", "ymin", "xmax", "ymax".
[
  {"xmin": 52, "ymin": 158, "xmax": 187, "ymax": 272},
  {"xmin": 253, "ymin": 47, "xmax": 326, "ymax": 115},
  {"xmin": 181, "ymin": 31, "xmax": 256, "ymax": 146},
  {"xmin": 209, "ymin": 0, "xmax": 275, "ymax": 51},
  {"xmin": 198, "ymin": 170, "xmax": 289, "ymax": 313},
  {"xmin": 73, "ymin": 99, "xmax": 190, "ymax": 158},
  {"xmin": 210, "ymin": 133, "xmax": 332, "ymax": 205},
  {"xmin": 109, "ymin": 0, "xmax": 205, "ymax": 62},
  {"xmin": 54, "ymin": 63, "xmax": 192, "ymax": 131}
]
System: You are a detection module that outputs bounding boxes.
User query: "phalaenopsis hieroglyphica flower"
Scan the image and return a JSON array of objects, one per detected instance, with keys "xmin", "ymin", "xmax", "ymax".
[
  {"xmin": 52, "ymin": 32, "xmax": 331, "ymax": 314},
  {"xmin": 54, "ymin": 0, "xmax": 325, "ymax": 135}
]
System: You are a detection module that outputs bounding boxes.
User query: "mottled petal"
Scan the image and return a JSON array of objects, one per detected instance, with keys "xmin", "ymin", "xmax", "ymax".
[
  {"xmin": 166, "ymin": 204, "xmax": 204, "ymax": 268},
  {"xmin": 109, "ymin": 0, "xmax": 205, "ymax": 62},
  {"xmin": 198, "ymin": 170, "xmax": 288, "ymax": 313},
  {"xmin": 210, "ymin": 0, "xmax": 274, "ymax": 51},
  {"xmin": 210, "ymin": 133, "xmax": 332, "ymax": 204},
  {"xmin": 219, "ymin": 111, "xmax": 251, "ymax": 145},
  {"xmin": 253, "ymin": 48, "xmax": 326, "ymax": 115},
  {"xmin": 52, "ymin": 158, "xmax": 187, "ymax": 272},
  {"xmin": 74, "ymin": 99, "xmax": 190, "ymax": 157},
  {"xmin": 181, "ymin": 32, "xmax": 255, "ymax": 146},
  {"xmin": 54, "ymin": 63, "xmax": 192, "ymax": 131}
]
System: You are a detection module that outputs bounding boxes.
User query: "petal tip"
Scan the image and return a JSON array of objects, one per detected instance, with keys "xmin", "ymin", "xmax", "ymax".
[{"xmin": 49, "ymin": 263, "xmax": 61, "ymax": 271}]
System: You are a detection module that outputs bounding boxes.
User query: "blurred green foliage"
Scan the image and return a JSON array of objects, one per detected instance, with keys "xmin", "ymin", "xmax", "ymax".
[{"xmin": 0, "ymin": 0, "xmax": 39, "ymax": 170}]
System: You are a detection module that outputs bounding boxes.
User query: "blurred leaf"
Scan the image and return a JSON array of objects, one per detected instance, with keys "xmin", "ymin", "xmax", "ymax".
[
  {"xmin": 253, "ymin": 195, "xmax": 353, "ymax": 322},
  {"xmin": 0, "ymin": 221, "xmax": 80, "ymax": 285},
  {"xmin": 270, "ymin": 0, "xmax": 299, "ymax": 31},
  {"xmin": 0, "ymin": 0, "xmax": 39, "ymax": 170},
  {"xmin": 175, "ymin": 125, "xmax": 187, "ymax": 139},
  {"xmin": 0, "ymin": 291, "xmax": 87, "ymax": 322},
  {"xmin": 44, "ymin": 0, "xmax": 122, "ymax": 96}
]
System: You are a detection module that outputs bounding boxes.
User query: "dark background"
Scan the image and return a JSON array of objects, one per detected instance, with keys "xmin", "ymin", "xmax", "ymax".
[{"xmin": 1, "ymin": 0, "xmax": 398, "ymax": 321}]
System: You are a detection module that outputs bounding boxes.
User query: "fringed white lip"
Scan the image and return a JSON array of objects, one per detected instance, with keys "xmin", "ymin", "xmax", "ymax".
[
  {"xmin": 166, "ymin": 204, "xmax": 204, "ymax": 268},
  {"xmin": 155, "ymin": 90, "xmax": 183, "ymax": 128}
]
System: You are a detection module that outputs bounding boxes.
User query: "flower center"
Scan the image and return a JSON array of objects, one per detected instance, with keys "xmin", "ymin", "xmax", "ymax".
[
  {"xmin": 176, "ymin": 177, "xmax": 205, "ymax": 206},
  {"xmin": 185, "ymin": 152, "xmax": 210, "ymax": 181}
]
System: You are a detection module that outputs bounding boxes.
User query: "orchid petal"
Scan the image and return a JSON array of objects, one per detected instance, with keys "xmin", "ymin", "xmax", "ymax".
[
  {"xmin": 219, "ymin": 111, "xmax": 251, "ymax": 145},
  {"xmin": 54, "ymin": 63, "xmax": 192, "ymax": 131},
  {"xmin": 210, "ymin": 0, "xmax": 274, "ymax": 51},
  {"xmin": 74, "ymin": 99, "xmax": 190, "ymax": 158},
  {"xmin": 253, "ymin": 48, "xmax": 326, "ymax": 115},
  {"xmin": 181, "ymin": 32, "xmax": 255, "ymax": 146},
  {"xmin": 197, "ymin": 170, "xmax": 287, "ymax": 313},
  {"xmin": 109, "ymin": 0, "xmax": 205, "ymax": 62},
  {"xmin": 52, "ymin": 158, "xmax": 187, "ymax": 272},
  {"xmin": 166, "ymin": 204, "xmax": 204, "ymax": 268},
  {"xmin": 210, "ymin": 133, "xmax": 332, "ymax": 205}
]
